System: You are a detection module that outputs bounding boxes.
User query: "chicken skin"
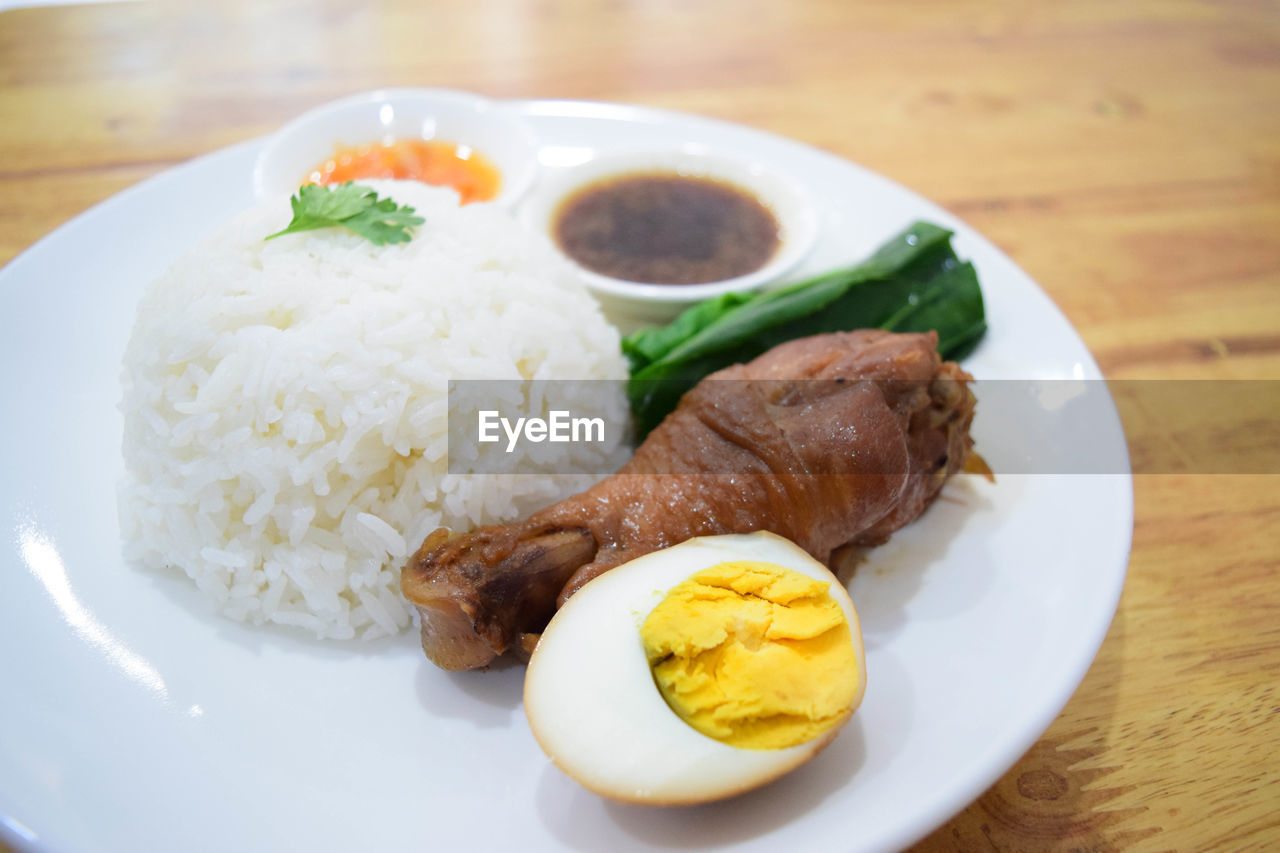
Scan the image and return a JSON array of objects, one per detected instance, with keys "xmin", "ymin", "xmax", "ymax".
[{"xmin": 401, "ymin": 330, "xmax": 976, "ymax": 670}]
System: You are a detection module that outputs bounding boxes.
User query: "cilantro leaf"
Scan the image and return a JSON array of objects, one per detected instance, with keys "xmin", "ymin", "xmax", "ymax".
[
  {"xmin": 296, "ymin": 182, "xmax": 380, "ymax": 220},
  {"xmin": 265, "ymin": 182, "xmax": 424, "ymax": 245},
  {"xmin": 343, "ymin": 197, "xmax": 426, "ymax": 245}
]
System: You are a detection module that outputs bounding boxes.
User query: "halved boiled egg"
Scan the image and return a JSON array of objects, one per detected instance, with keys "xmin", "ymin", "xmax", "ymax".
[{"xmin": 523, "ymin": 531, "xmax": 866, "ymax": 805}]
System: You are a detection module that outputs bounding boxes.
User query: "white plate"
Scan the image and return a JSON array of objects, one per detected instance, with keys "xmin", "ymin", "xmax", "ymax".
[{"xmin": 0, "ymin": 98, "xmax": 1131, "ymax": 853}]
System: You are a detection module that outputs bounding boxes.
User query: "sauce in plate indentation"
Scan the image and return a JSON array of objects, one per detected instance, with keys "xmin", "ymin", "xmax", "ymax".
[
  {"xmin": 307, "ymin": 139, "xmax": 501, "ymax": 204},
  {"xmin": 553, "ymin": 172, "xmax": 781, "ymax": 285}
]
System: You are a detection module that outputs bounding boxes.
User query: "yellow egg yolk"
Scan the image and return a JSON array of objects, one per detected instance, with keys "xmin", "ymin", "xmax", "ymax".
[{"xmin": 639, "ymin": 561, "xmax": 860, "ymax": 750}]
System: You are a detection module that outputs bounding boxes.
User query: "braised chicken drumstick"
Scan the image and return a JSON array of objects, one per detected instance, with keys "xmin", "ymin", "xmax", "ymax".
[{"xmin": 401, "ymin": 330, "xmax": 976, "ymax": 670}]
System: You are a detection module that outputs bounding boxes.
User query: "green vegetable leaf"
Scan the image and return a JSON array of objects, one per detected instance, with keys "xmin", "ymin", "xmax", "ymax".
[
  {"xmin": 621, "ymin": 221, "xmax": 987, "ymax": 438},
  {"xmin": 342, "ymin": 197, "xmax": 427, "ymax": 245},
  {"xmin": 622, "ymin": 291, "xmax": 755, "ymax": 373},
  {"xmin": 265, "ymin": 183, "xmax": 424, "ymax": 245},
  {"xmin": 298, "ymin": 182, "xmax": 379, "ymax": 221}
]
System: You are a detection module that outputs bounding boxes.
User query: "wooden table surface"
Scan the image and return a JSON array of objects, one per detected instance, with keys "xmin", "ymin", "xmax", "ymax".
[{"xmin": 2, "ymin": 1, "xmax": 1277, "ymax": 850}]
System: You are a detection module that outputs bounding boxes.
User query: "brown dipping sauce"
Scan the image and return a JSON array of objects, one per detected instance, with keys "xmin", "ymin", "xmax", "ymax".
[{"xmin": 553, "ymin": 172, "xmax": 780, "ymax": 285}]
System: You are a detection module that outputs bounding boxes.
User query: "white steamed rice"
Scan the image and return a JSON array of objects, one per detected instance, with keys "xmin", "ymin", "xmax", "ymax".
[{"xmin": 119, "ymin": 181, "xmax": 628, "ymax": 640}]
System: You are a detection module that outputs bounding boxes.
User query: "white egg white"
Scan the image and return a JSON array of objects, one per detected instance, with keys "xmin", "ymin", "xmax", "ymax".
[{"xmin": 522, "ymin": 530, "xmax": 867, "ymax": 805}]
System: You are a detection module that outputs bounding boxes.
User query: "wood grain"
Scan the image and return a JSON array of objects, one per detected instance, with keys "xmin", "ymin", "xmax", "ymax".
[{"xmin": 2, "ymin": 0, "xmax": 1278, "ymax": 850}]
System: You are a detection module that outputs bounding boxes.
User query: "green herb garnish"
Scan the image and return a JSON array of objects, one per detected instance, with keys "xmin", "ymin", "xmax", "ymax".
[
  {"xmin": 265, "ymin": 182, "xmax": 424, "ymax": 245},
  {"xmin": 623, "ymin": 221, "xmax": 987, "ymax": 438}
]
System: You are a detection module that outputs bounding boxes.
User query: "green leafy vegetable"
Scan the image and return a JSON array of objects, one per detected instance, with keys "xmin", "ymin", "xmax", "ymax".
[
  {"xmin": 621, "ymin": 291, "xmax": 755, "ymax": 373},
  {"xmin": 265, "ymin": 183, "xmax": 424, "ymax": 245},
  {"xmin": 623, "ymin": 221, "xmax": 987, "ymax": 438}
]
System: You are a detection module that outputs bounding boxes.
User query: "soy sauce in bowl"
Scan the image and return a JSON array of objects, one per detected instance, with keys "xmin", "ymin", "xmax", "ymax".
[
  {"xmin": 553, "ymin": 172, "xmax": 781, "ymax": 285},
  {"xmin": 522, "ymin": 146, "xmax": 819, "ymax": 324}
]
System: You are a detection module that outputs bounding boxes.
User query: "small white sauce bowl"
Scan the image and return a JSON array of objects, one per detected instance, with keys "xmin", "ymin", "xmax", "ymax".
[
  {"xmin": 521, "ymin": 145, "xmax": 820, "ymax": 325},
  {"xmin": 252, "ymin": 88, "xmax": 540, "ymax": 208}
]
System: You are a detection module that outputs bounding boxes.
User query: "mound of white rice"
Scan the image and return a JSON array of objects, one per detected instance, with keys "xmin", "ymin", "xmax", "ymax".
[{"xmin": 120, "ymin": 181, "xmax": 627, "ymax": 640}]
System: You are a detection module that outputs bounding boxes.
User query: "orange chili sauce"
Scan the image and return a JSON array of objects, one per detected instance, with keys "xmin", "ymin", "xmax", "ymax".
[{"xmin": 306, "ymin": 139, "xmax": 502, "ymax": 204}]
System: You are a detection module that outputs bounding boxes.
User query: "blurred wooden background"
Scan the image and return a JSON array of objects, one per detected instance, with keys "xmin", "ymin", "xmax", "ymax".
[{"xmin": 2, "ymin": 0, "xmax": 1278, "ymax": 849}]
